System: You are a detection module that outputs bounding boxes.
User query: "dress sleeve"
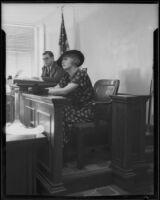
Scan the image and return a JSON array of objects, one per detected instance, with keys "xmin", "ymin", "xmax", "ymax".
[
  {"xmin": 71, "ymin": 69, "xmax": 87, "ymax": 87},
  {"xmin": 59, "ymin": 72, "xmax": 69, "ymax": 88}
]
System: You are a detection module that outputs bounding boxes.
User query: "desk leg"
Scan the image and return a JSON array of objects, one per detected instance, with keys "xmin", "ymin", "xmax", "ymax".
[
  {"xmin": 23, "ymin": 96, "xmax": 67, "ymax": 195},
  {"xmin": 50, "ymin": 104, "xmax": 66, "ymax": 194},
  {"xmin": 35, "ymin": 103, "xmax": 66, "ymax": 195}
]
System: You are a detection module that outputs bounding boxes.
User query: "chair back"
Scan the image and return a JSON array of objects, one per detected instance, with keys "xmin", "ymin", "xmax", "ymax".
[{"xmin": 94, "ymin": 79, "xmax": 120, "ymax": 101}]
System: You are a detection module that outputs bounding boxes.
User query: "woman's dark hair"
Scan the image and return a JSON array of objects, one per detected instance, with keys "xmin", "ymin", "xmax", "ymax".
[{"xmin": 43, "ymin": 51, "xmax": 54, "ymax": 57}]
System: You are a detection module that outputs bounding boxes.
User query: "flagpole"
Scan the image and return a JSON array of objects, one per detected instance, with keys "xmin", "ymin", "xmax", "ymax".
[
  {"xmin": 61, "ymin": 5, "xmax": 64, "ymax": 14},
  {"xmin": 59, "ymin": 6, "xmax": 64, "ymax": 56}
]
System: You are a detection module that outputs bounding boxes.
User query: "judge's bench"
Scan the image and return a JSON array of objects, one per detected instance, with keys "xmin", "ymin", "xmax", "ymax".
[{"xmin": 5, "ymin": 79, "xmax": 151, "ymax": 195}]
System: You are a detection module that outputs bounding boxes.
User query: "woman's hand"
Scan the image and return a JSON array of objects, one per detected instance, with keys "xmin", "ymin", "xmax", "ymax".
[
  {"xmin": 48, "ymin": 83, "xmax": 78, "ymax": 96},
  {"xmin": 48, "ymin": 88, "xmax": 57, "ymax": 94}
]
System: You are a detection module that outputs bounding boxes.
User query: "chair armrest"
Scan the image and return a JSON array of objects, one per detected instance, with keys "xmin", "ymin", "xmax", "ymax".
[{"xmin": 91, "ymin": 99, "xmax": 112, "ymax": 106}]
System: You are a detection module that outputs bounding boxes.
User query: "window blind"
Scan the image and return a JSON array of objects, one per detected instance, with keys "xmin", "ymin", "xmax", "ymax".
[
  {"xmin": 3, "ymin": 25, "xmax": 35, "ymax": 78},
  {"xmin": 4, "ymin": 25, "xmax": 34, "ymax": 52}
]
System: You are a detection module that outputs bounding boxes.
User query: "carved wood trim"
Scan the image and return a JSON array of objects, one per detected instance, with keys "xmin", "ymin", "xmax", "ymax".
[
  {"xmin": 36, "ymin": 109, "xmax": 52, "ymax": 174},
  {"xmin": 36, "ymin": 170, "xmax": 66, "ymax": 195},
  {"xmin": 25, "ymin": 98, "xmax": 53, "ymax": 106},
  {"xmin": 25, "ymin": 105, "xmax": 36, "ymax": 127}
]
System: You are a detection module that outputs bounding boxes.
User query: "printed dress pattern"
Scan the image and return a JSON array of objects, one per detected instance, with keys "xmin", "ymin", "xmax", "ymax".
[{"xmin": 59, "ymin": 68, "xmax": 95, "ymax": 143}]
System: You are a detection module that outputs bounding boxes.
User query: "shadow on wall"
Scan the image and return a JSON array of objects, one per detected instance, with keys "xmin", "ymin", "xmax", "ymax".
[
  {"xmin": 119, "ymin": 68, "xmax": 152, "ymax": 124},
  {"xmin": 119, "ymin": 68, "xmax": 150, "ymax": 95}
]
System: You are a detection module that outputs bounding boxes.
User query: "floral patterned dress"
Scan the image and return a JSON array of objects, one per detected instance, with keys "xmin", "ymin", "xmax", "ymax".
[{"xmin": 59, "ymin": 68, "xmax": 94, "ymax": 143}]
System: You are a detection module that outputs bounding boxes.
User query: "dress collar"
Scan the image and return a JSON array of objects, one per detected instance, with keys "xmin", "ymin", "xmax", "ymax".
[
  {"xmin": 67, "ymin": 68, "xmax": 80, "ymax": 80},
  {"xmin": 68, "ymin": 68, "xmax": 87, "ymax": 80}
]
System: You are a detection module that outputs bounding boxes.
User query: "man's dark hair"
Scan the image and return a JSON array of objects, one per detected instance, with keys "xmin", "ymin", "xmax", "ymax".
[{"xmin": 43, "ymin": 51, "xmax": 54, "ymax": 57}]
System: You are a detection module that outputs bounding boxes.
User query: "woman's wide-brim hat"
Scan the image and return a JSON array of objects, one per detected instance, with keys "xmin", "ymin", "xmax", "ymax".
[{"xmin": 57, "ymin": 50, "xmax": 85, "ymax": 67}]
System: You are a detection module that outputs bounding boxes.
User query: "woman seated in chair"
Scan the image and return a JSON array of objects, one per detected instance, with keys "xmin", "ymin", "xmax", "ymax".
[{"xmin": 47, "ymin": 50, "xmax": 94, "ymax": 144}]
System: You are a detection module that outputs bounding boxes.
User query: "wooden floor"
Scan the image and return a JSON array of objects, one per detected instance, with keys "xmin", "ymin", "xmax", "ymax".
[
  {"xmin": 63, "ymin": 160, "xmax": 111, "ymax": 177},
  {"xmin": 63, "ymin": 161, "xmax": 153, "ymax": 196},
  {"xmin": 68, "ymin": 183, "xmax": 154, "ymax": 196},
  {"xmin": 69, "ymin": 184, "xmax": 129, "ymax": 196}
]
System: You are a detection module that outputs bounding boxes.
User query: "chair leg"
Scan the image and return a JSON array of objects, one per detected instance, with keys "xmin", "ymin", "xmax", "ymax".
[
  {"xmin": 95, "ymin": 120, "xmax": 100, "ymax": 134},
  {"xmin": 63, "ymin": 141, "xmax": 73, "ymax": 167},
  {"xmin": 63, "ymin": 143, "xmax": 68, "ymax": 167},
  {"xmin": 76, "ymin": 128, "xmax": 85, "ymax": 169},
  {"xmin": 108, "ymin": 120, "xmax": 112, "ymax": 150}
]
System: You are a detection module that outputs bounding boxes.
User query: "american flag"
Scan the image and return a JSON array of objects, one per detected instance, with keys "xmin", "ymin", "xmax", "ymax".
[{"xmin": 59, "ymin": 12, "xmax": 69, "ymax": 55}]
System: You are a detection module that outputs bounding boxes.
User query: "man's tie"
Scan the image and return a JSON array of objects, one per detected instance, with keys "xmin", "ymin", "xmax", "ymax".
[{"xmin": 47, "ymin": 66, "xmax": 50, "ymax": 76}]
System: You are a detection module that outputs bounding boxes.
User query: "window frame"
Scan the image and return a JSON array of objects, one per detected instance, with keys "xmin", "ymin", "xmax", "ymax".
[{"xmin": 3, "ymin": 23, "xmax": 45, "ymax": 77}]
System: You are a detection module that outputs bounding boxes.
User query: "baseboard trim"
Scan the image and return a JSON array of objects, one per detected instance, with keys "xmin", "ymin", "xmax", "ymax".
[{"xmin": 36, "ymin": 171, "xmax": 66, "ymax": 195}]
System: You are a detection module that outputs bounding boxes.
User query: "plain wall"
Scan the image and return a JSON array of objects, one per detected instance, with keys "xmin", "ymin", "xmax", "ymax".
[
  {"xmin": 43, "ymin": 3, "xmax": 158, "ymax": 95},
  {"xmin": 74, "ymin": 4, "xmax": 158, "ymax": 94}
]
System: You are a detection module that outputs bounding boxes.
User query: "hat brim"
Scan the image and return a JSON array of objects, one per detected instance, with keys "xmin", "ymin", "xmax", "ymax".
[{"xmin": 57, "ymin": 50, "xmax": 85, "ymax": 67}]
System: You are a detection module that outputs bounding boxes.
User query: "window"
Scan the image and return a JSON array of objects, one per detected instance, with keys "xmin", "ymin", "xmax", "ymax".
[
  {"xmin": 3, "ymin": 24, "xmax": 45, "ymax": 78},
  {"xmin": 3, "ymin": 24, "xmax": 35, "ymax": 78}
]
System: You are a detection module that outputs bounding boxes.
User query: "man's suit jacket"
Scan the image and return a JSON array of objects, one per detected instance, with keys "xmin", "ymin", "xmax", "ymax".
[{"xmin": 41, "ymin": 61, "xmax": 65, "ymax": 83}]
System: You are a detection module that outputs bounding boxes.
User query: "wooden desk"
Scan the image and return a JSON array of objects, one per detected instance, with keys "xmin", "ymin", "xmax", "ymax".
[
  {"xmin": 6, "ymin": 133, "xmax": 46, "ymax": 195},
  {"xmin": 14, "ymin": 79, "xmax": 56, "ymax": 88},
  {"xmin": 111, "ymin": 94, "xmax": 149, "ymax": 192},
  {"xmin": 14, "ymin": 79, "xmax": 57, "ymax": 94},
  {"xmin": 20, "ymin": 93, "xmax": 69, "ymax": 195}
]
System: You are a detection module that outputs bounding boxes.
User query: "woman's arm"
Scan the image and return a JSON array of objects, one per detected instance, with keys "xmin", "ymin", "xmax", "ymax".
[
  {"xmin": 47, "ymin": 84, "xmax": 60, "ymax": 90},
  {"xmin": 48, "ymin": 83, "xmax": 78, "ymax": 96},
  {"xmin": 53, "ymin": 84, "xmax": 61, "ymax": 89},
  {"xmin": 41, "ymin": 77, "xmax": 54, "ymax": 82}
]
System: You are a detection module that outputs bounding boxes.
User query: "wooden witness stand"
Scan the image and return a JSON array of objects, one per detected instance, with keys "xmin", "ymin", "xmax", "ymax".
[
  {"xmin": 17, "ymin": 83, "xmax": 70, "ymax": 194},
  {"xmin": 6, "ymin": 82, "xmax": 69, "ymax": 195},
  {"xmin": 22, "ymin": 93, "xmax": 69, "ymax": 194},
  {"xmin": 8, "ymin": 83, "xmax": 149, "ymax": 195}
]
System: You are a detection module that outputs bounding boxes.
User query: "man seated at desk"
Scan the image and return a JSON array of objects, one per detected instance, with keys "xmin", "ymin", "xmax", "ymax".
[{"xmin": 41, "ymin": 51, "xmax": 65, "ymax": 83}]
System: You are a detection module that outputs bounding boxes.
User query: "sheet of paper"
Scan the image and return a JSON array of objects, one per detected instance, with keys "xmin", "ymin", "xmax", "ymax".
[{"xmin": 5, "ymin": 121, "xmax": 45, "ymax": 136}]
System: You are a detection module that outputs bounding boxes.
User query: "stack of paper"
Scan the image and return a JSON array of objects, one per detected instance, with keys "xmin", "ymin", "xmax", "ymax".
[{"xmin": 5, "ymin": 120, "xmax": 45, "ymax": 141}]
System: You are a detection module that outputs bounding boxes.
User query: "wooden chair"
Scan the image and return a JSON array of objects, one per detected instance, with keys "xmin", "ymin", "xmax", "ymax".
[{"xmin": 72, "ymin": 79, "xmax": 120, "ymax": 169}]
